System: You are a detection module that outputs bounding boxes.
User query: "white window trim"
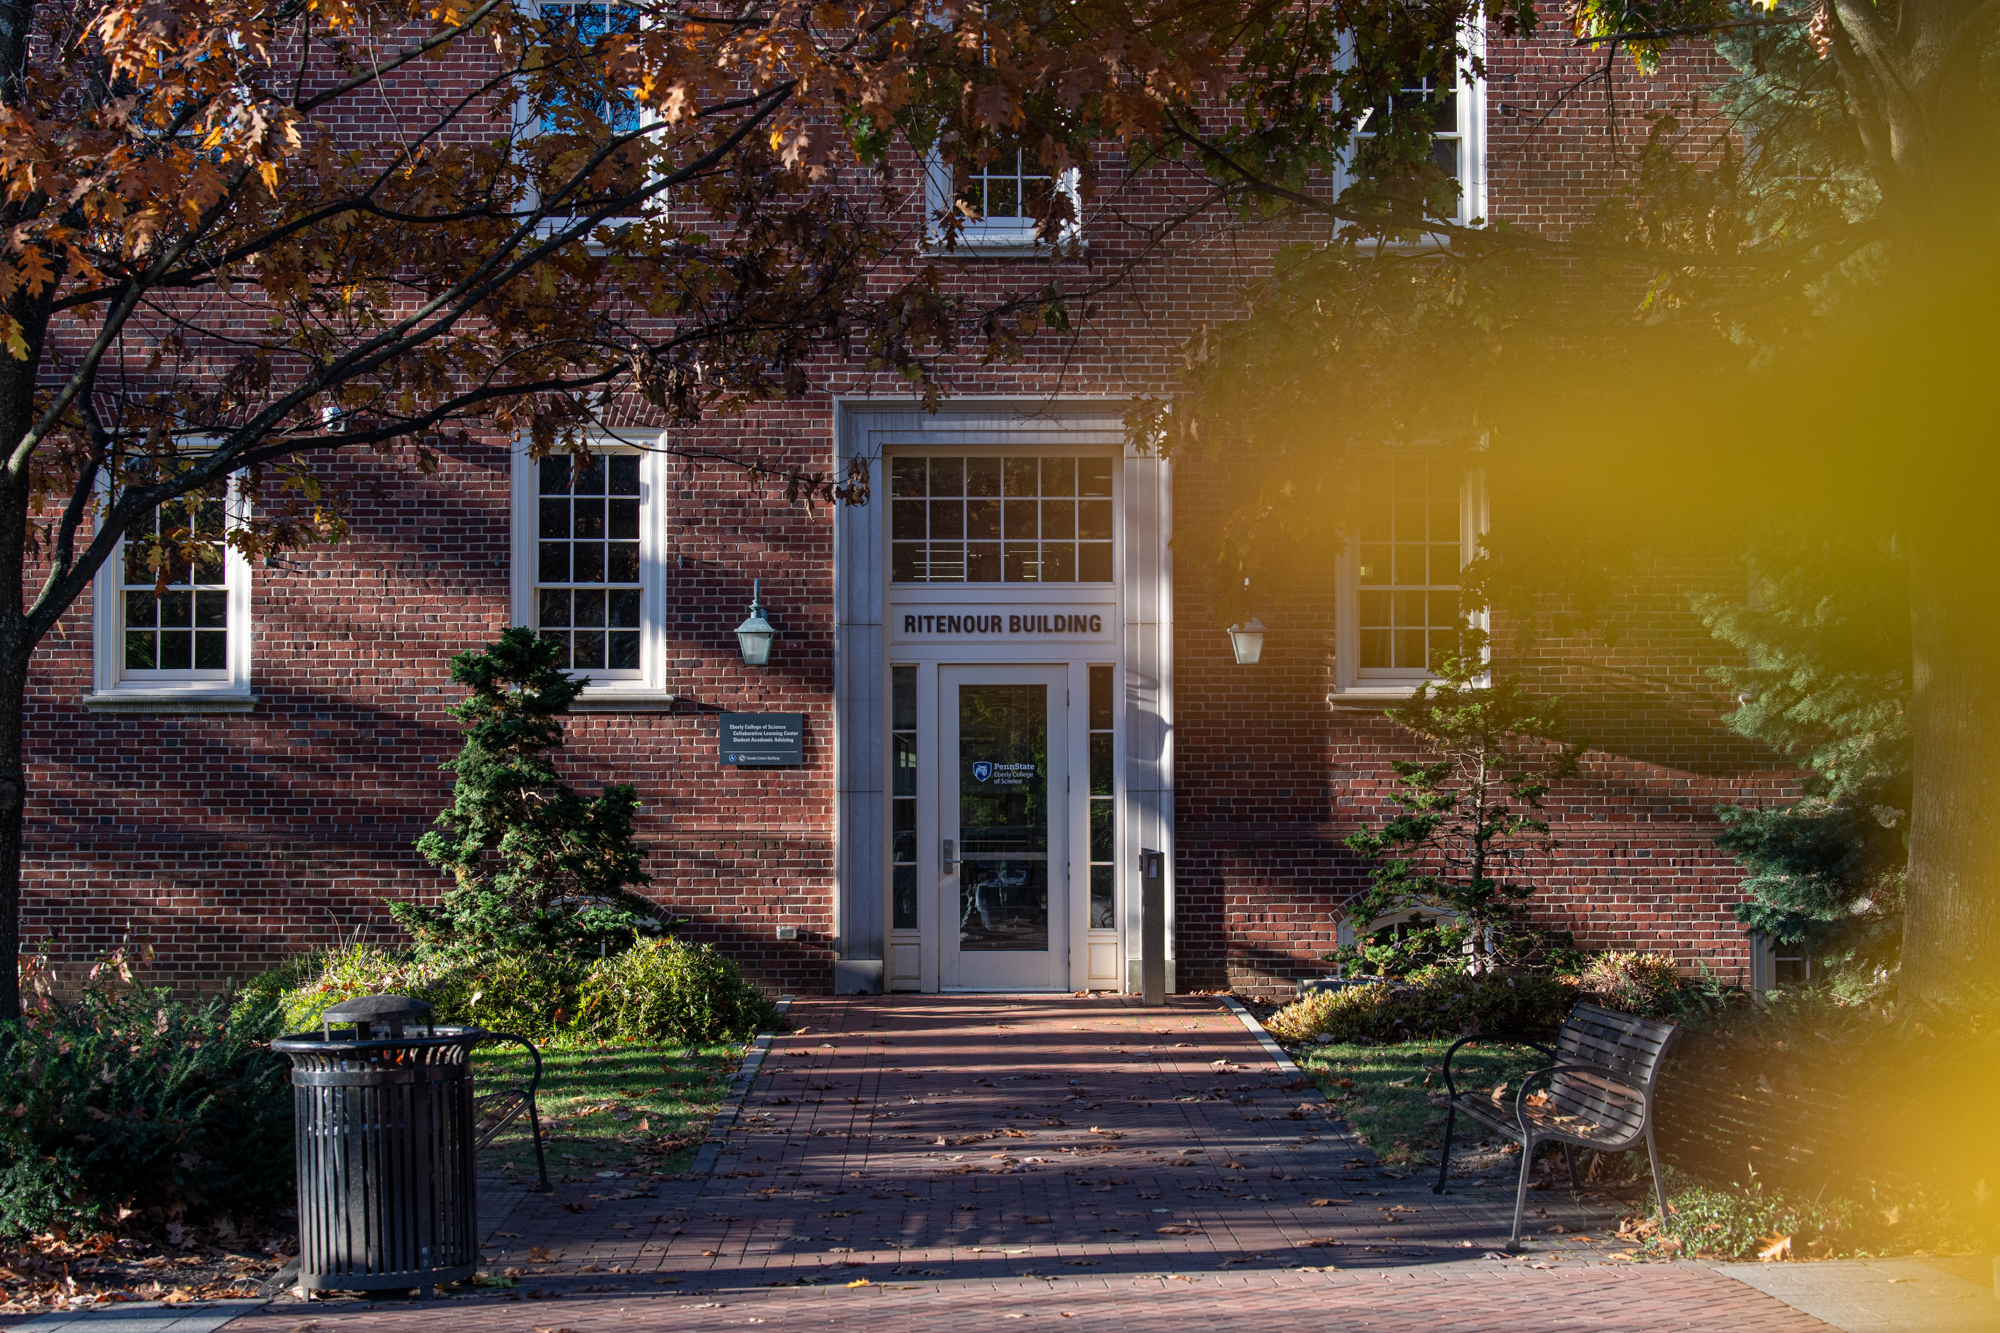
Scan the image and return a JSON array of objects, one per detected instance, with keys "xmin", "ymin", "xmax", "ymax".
[
  {"xmin": 510, "ymin": 433, "xmax": 673, "ymax": 709},
  {"xmin": 1329, "ymin": 464, "xmax": 1487, "ymax": 702},
  {"xmin": 1749, "ymin": 932, "xmax": 1812, "ymax": 993},
  {"xmin": 1341, "ymin": 26, "xmax": 1489, "ymax": 232},
  {"xmin": 515, "ymin": 0, "xmax": 662, "ymax": 243},
  {"xmin": 86, "ymin": 475, "xmax": 255, "ymax": 713},
  {"xmin": 922, "ymin": 151, "xmax": 1083, "ymax": 256}
]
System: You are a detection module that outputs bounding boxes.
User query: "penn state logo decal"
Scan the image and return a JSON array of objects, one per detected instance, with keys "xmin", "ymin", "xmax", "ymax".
[{"xmin": 972, "ymin": 761, "xmax": 994, "ymax": 783}]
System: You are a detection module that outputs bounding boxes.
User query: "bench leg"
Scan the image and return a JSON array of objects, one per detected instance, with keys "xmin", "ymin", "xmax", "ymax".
[
  {"xmin": 1563, "ymin": 1143, "xmax": 1580, "ymax": 1194},
  {"xmin": 525, "ymin": 1089, "xmax": 553, "ymax": 1194},
  {"xmin": 1645, "ymin": 1125, "xmax": 1669, "ymax": 1226},
  {"xmin": 1509, "ymin": 1135, "xmax": 1537, "ymax": 1250},
  {"xmin": 1432, "ymin": 1103, "xmax": 1457, "ymax": 1195}
]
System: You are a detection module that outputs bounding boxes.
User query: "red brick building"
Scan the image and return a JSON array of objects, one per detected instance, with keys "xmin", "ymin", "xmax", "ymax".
[{"xmin": 23, "ymin": 31, "xmax": 1792, "ymax": 1000}]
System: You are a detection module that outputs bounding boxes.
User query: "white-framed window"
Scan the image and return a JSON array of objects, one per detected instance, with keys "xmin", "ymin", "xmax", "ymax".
[
  {"xmin": 509, "ymin": 437, "xmax": 671, "ymax": 707},
  {"xmin": 889, "ymin": 453, "xmax": 1114, "ymax": 584},
  {"xmin": 1331, "ymin": 456, "xmax": 1485, "ymax": 698},
  {"xmin": 1749, "ymin": 934, "xmax": 1812, "ymax": 992},
  {"xmin": 1348, "ymin": 37, "xmax": 1489, "ymax": 229},
  {"xmin": 88, "ymin": 479, "xmax": 254, "ymax": 712},
  {"xmin": 923, "ymin": 141, "xmax": 1083, "ymax": 254},
  {"xmin": 520, "ymin": 0, "xmax": 650, "ymax": 229}
]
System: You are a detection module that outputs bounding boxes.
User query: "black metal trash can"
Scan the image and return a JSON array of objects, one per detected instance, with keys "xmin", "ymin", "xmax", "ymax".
[{"xmin": 272, "ymin": 995, "xmax": 483, "ymax": 1298}]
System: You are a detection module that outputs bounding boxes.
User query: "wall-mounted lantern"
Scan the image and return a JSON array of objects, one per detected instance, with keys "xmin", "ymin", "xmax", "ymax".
[
  {"xmin": 735, "ymin": 579, "xmax": 775, "ymax": 666},
  {"xmin": 1226, "ymin": 617, "xmax": 1266, "ymax": 665}
]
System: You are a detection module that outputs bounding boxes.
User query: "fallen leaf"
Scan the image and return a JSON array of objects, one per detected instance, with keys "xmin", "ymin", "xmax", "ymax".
[
  {"xmin": 1156, "ymin": 1225, "xmax": 1200, "ymax": 1235},
  {"xmin": 845, "ymin": 1279, "xmax": 872, "ymax": 1288}
]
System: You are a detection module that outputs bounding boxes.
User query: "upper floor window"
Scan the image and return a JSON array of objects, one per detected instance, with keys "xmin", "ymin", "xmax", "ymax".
[
  {"xmin": 891, "ymin": 455, "xmax": 1113, "ymax": 583},
  {"xmin": 526, "ymin": 0, "xmax": 646, "ymax": 222},
  {"xmin": 1352, "ymin": 52, "xmax": 1487, "ymax": 228},
  {"xmin": 925, "ymin": 137, "xmax": 1082, "ymax": 254},
  {"xmin": 511, "ymin": 441, "xmax": 671, "ymax": 704},
  {"xmin": 1332, "ymin": 456, "xmax": 1483, "ymax": 697},
  {"xmin": 88, "ymin": 480, "xmax": 254, "ymax": 711}
]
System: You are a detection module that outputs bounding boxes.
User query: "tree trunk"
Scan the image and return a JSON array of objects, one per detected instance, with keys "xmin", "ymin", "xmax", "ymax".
[
  {"xmin": 1901, "ymin": 522, "xmax": 2000, "ymax": 1006},
  {"xmin": 0, "ymin": 652, "xmax": 24, "ymax": 1023}
]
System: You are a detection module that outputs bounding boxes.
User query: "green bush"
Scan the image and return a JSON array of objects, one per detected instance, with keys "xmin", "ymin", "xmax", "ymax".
[
  {"xmin": 260, "ymin": 937, "xmax": 778, "ymax": 1046},
  {"xmin": 266, "ymin": 941, "xmax": 590, "ymax": 1040},
  {"xmin": 1574, "ymin": 951, "xmax": 1683, "ymax": 1016},
  {"xmin": 1265, "ymin": 968, "xmax": 1574, "ymax": 1044},
  {"xmin": 0, "ymin": 988, "xmax": 292, "ymax": 1236},
  {"xmin": 576, "ymin": 937, "xmax": 781, "ymax": 1045}
]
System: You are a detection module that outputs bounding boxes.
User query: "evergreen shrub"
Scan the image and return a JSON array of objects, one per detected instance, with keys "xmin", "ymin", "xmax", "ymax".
[
  {"xmin": 0, "ymin": 987, "xmax": 291, "ymax": 1236},
  {"xmin": 261, "ymin": 938, "xmax": 775, "ymax": 1045},
  {"xmin": 1264, "ymin": 968, "xmax": 1574, "ymax": 1044}
]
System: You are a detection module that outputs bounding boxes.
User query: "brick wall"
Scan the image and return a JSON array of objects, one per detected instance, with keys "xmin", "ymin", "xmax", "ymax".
[{"xmin": 21, "ymin": 34, "xmax": 1780, "ymax": 1000}]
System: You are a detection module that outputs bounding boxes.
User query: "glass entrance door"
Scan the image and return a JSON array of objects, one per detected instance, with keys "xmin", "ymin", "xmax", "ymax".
[{"xmin": 941, "ymin": 665, "xmax": 1068, "ymax": 990}]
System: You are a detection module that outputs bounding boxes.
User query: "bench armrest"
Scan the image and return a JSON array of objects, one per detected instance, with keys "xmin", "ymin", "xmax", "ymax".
[
  {"xmin": 1439, "ymin": 1032, "xmax": 1556, "ymax": 1100},
  {"xmin": 477, "ymin": 1030, "xmax": 552, "ymax": 1193},
  {"xmin": 482, "ymin": 1030, "xmax": 545, "ymax": 1099}
]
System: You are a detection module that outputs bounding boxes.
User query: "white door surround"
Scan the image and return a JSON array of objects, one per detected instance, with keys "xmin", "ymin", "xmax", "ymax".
[{"xmin": 832, "ymin": 400, "xmax": 1173, "ymax": 996}]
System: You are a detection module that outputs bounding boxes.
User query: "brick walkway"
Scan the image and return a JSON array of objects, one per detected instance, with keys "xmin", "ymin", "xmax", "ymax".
[{"xmin": 227, "ymin": 994, "xmax": 1833, "ymax": 1331}]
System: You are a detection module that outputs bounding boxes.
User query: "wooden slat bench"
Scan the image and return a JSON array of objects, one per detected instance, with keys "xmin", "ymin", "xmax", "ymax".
[{"xmin": 1434, "ymin": 1001, "xmax": 1678, "ymax": 1247}]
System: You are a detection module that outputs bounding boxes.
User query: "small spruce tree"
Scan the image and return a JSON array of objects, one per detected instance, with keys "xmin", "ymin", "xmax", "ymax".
[
  {"xmin": 392, "ymin": 628, "xmax": 655, "ymax": 959},
  {"xmin": 1337, "ymin": 641, "xmax": 1584, "ymax": 976},
  {"xmin": 1695, "ymin": 538, "xmax": 1909, "ymax": 986}
]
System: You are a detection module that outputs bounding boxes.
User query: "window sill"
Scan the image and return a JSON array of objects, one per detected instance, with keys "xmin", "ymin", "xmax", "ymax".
[
  {"xmin": 1329, "ymin": 678, "xmax": 1490, "ymax": 708},
  {"xmin": 1328, "ymin": 683, "xmax": 1428, "ymax": 709},
  {"xmin": 567, "ymin": 686, "xmax": 678, "ymax": 713},
  {"xmin": 84, "ymin": 687, "xmax": 256, "ymax": 714},
  {"xmin": 924, "ymin": 232, "xmax": 1083, "ymax": 259}
]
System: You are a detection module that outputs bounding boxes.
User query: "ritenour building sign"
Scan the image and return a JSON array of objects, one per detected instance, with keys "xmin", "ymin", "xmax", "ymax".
[{"xmin": 895, "ymin": 609, "xmax": 1110, "ymax": 638}]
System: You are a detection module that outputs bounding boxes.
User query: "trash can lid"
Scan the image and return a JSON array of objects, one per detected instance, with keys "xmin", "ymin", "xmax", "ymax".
[{"xmin": 323, "ymin": 994, "xmax": 435, "ymax": 1023}]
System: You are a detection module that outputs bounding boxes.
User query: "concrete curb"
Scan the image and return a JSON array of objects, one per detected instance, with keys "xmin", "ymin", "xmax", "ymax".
[
  {"xmin": 1218, "ymin": 994, "xmax": 1304, "ymax": 1076},
  {"xmin": 684, "ymin": 994, "xmax": 793, "ymax": 1180},
  {"xmin": 2, "ymin": 1298, "xmax": 267, "ymax": 1333}
]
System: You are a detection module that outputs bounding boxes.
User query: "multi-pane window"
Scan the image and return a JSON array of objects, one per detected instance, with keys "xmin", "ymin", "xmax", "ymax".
[
  {"xmin": 956, "ymin": 142, "xmax": 1055, "ymax": 223},
  {"xmin": 537, "ymin": 0, "xmax": 641, "ymax": 134},
  {"xmin": 122, "ymin": 494, "xmax": 229, "ymax": 674},
  {"xmin": 532, "ymin": 0, "xmax": 643, "ymax": 220},
  {"xmin": 1357, "ymin": 69, "xmax": 1476, "ymax": 224},
  {"xmin": 891, "ymin": 666, "xmax": 919, "ymax": 932},
  {"xmin": 1355, "ymin": 458, "xmax": 1465, "ymax": 674},
  {"xmin": 891, "ymin": 456, "xmax": 1113, "ymax": 584},
  {"xmin": 536, "ymin": 454, "xmax": 642, "ymax": 673},
  {"xmin": 1088, "ymin": 664, "xmax": 1115, "ymax": 930}
]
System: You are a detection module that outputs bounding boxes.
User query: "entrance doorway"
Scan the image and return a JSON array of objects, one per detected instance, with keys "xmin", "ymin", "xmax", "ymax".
[{"xmin": 941, "ymin": 664, "xmax": 1069, "ymax": 990}]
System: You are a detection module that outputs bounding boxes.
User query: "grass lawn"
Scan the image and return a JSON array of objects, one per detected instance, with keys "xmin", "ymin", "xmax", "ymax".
[
  {"xmin": 472, "ymin": 1037, "xmax": 744, "ymax": 1181},
  {"xmin": 1292, "ymin": 1038, "xmax": 1548, "ymax": 1168}
]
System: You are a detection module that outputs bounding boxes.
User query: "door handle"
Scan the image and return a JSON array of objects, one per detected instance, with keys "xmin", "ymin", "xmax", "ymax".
[{"xmin": 941, "ymin": 839, "xmax": 955, "ymax": 874}]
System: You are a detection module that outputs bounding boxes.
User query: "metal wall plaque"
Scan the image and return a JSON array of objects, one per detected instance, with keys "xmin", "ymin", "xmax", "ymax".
[{"xmin": 720, "ymin": 713, "xmax": 805, "ymax": 766}]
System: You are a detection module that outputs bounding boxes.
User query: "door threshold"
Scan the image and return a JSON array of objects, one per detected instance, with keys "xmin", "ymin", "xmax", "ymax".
[{"xmin": 939, "ymin": 987, "xmax": 1069, "ymax": 994}]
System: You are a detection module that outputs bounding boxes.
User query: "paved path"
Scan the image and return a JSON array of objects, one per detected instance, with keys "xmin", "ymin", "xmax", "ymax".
[{"xmin": 223, "ymin": 994, "xmax": 1835, "ymax": 1331}]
